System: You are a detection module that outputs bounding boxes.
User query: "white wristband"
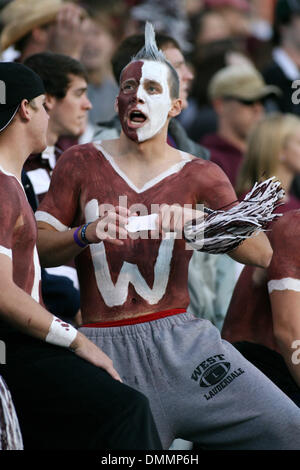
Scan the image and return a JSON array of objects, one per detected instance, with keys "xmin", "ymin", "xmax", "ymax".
[
  {"xmin": 268, "ymin": 277, "xmax": 300, "ymax": 294},
  {"xmin": 45, "ymin": 316, "xmax": 77, "ymax": 348}
]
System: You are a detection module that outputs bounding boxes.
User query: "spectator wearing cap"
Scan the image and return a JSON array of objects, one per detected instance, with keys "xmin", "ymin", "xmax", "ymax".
[
  {"xmin": 0, "ymin": 60, "xmax": 47, "ymax": 450},
  {"xmin": 0, "ymin": 0, "xmax": 87, "ymax": 62},
  {"xmin": 0, "ymin": 0, "xmax": 96, "ymax": 159},
  {"xmin": 200, "ymin": 64, "xmax": 281, "ymax": 188},
  {"xmin": 263, "ymin": 0, "xmax": 300, "ymax": 116},
  {"xmin": 22, "ymin": 51, "xmax": 92, "ymax": 325},
  {"xmin": 197, "ymin": 65, "xmax": 281, "ymax": 329},
  {"xmin": 0, "ymin": 61, "xmax": 162, "ymax": 451}
]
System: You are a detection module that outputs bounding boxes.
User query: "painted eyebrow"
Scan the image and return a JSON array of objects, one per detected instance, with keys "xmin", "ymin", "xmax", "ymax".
[
  {"xmin": 122, "ymin": 78, "xmax": 138, "ymax": 85},
  {"xmin": 144, "ymin": 79, "xmax": 162, "ymax": 87}
]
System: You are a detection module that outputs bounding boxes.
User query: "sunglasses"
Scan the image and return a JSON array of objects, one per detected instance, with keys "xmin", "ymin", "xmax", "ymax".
[{"xmin": 223, "ymin": 96, "xmax": 265, "ymax": 106}]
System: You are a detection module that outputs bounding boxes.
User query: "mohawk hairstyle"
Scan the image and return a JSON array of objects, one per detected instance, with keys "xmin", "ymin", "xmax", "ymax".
[
  {"xmin": 131, "ymin": 22, "xmax": 166, "ymax": 63},
  {"xmin": 125, "ymin": 22, "xmax": 180, "ymax": 99}
]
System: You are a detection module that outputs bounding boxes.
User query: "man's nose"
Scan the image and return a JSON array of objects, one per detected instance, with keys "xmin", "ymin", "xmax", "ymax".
[
  {"xmin": 136, "ymin": 85, "xmax": 146, "ymax": 104},
  {"xmin": 253, "ymin": 102, "xmax": 264, "ymax": 115},
  {"xmin": 183, "ymin": 64, "xmax": 194, "ymax": 81},
  {"xmin": 82, "ymin": 95, "xmax": 92, "ymax": 110}
]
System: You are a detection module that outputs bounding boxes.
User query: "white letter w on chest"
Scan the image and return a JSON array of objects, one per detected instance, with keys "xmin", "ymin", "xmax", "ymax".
[{"xmin": 85, "ymin": 199, "xmax": 175, "ymax": 307}]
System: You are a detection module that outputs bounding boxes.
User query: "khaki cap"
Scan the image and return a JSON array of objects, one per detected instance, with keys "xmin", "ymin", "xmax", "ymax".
[
  {"xmin": 0, "ymin": 0, "xmax": 64, "ymax": 51},
  {"xmin": 209, "ymin": 64, "xmax": 281, "ymax": 101}
]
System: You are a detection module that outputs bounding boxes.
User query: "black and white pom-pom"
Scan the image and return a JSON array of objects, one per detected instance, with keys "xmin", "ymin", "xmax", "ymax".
[
  {"xmin": 184, "ymin": 177, "xmax": 284, "ymax": 254},
  {"xmin": 0, "ymin": 376, "xmax": 23, "ymax": 449}
]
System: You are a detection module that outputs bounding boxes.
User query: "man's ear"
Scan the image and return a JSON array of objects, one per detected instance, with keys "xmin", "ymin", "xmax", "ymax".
[
  {"xmin": 45, "ymin": 93, "xmax": 56, "ymax": 112},
  {"xmin": 114, "ymin": 96, "xmax": 119, "ymax": 114},
  {"xmin": 18, "ymin": 99, "xmax": 31, "ymax": 122},
  {"xmin": 168, "ymin": 98, "xmax": 183, "ymax": 118}
]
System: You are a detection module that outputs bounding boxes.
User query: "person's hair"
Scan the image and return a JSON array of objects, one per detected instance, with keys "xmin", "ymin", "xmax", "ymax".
[
  {"xmin": 112, "ymin": 27, "xmax": 180, "ymax": 99},
  {"xmin": 28, "ymin": 97, "xmax": 39, "ymax": 110},
  {"xmin": 236, "ymin": 113, "xmax": 300, "ymax": 195},
  {"xmin": 273, "ymin": 1, "xmax": 300, "ymax": 45},
  {"xmin": 24, "ymin": 51, "xmax": 88, "ymax": 99}
]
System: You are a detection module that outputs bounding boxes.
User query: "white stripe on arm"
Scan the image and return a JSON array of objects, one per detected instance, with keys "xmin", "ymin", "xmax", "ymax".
[
  {"xmin": 268, "ymin": 278, "xmax": 300, "ymax": 293},
  {"xmin": 0, "ymin": 246, "xmax": 12, "ymax": 260},
  {"xmin": 35, "ymin": 211, "xmax": 68, "ymax": 232}
]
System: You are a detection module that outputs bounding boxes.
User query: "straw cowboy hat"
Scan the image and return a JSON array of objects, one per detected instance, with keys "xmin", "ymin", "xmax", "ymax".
[{"xmin": 0, "ymin": 0, "xmax": 64, "ymax": 51}]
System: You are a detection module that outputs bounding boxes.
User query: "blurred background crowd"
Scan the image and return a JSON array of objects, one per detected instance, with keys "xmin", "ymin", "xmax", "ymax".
[
  {"xmin": 0, "ymin": 0, "xmax": 297, "ymax": 137},
  {"xmin": 2, "ymin": 0, "xmax": 300, "ymax": 450}
]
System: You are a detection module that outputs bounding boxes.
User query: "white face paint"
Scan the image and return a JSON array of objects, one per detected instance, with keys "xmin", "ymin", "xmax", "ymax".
[{"xmin": 136, "ymin": 61, "xmax": 172, "ymax": 142}]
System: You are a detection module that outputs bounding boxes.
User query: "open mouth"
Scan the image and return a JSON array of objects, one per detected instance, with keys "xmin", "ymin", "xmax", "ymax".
[{"xmin": 128, "ymin": 110, "xmax": 147, "ymax": 125}]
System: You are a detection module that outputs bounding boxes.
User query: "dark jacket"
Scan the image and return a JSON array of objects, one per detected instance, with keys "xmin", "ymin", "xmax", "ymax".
[{"xmin": 263, "ymin": 60, "xmax": 300, "ymax": 116}]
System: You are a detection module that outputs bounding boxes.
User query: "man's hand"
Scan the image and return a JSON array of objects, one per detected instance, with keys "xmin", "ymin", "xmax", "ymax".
[
  {"xmin": 84, "ymin": 206, "xmax": 133, "ymax": 246},
  {"xmin": 229, "ymin": 231, "xmax": 273, "ymax": 268},
  {"xmin": 70, "ymin": 331, "xmax": 122, "ymax": 382},
  {"xmin": 47, "ymin": 3, "xmax": 86, "ymax": 59},
  {"xmin": 157, "ymin": 204, "xmax": 204, "ymax": 239}
]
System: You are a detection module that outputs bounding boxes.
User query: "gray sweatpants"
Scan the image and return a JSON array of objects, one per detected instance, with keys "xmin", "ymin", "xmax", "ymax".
[{"xmin": 80, "ymin": 313, "xmax": 300, "ymax": 449}]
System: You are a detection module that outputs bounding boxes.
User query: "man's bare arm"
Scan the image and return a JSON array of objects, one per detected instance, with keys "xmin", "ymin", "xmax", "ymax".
[
  {"xmin": 37, "ymin": 221, "xmax": 86, "ymax": 267},
  {"xmin": 228, "ymin": 231, "xmax": 273, "ymax": 268},
  {"xmin": 157, "ymin": 205, "xmax": 273, "ymax": 268},
  {"xmin": 270, "ymin": 289, "xmax": 300, "ymax": 388},
  {"xmin": 0, "ymin": 254, "xmax": 121, "ymax": 381},
  {"xmin": 37, "ymin": 206, "xmax": 131, "ymax": 268}
]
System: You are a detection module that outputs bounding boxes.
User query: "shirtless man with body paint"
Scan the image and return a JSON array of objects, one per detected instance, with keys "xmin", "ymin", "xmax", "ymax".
[{"xmin": 36, "ymin": 24, "xmax": 300, "ymax": 449}]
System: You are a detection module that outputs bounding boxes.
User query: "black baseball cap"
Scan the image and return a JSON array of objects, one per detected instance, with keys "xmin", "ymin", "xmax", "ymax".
[{"xmin": 0, "ymin": 62, "xmax": 45, "ymax": 133}]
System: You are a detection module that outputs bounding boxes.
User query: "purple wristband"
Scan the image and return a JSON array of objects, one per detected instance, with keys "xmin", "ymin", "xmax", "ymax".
[{"xmin": 73, "ymin": 226, "xmax": 86, "ymax": 248}]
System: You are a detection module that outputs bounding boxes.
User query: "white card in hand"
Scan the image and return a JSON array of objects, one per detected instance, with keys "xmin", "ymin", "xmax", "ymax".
[{"xmin": 125, "ymin": 214, "xmax": 158, "ymax": 232}]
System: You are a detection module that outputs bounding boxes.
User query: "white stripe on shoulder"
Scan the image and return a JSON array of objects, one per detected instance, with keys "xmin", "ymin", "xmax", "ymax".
[
  {"xmin": 35, "ymin": 211, "xmax": 68, "ymax": 232},
  {"xmin": 268, "ymin": 278, "xmax": 300, "ymax": 293},
  {"xmin": 0, "ymin": 164, "xmax": 23, "ymax": 190},
  {"xmin": 0, "ymin": 246, "xmax": 12, "ymax": 259}
]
